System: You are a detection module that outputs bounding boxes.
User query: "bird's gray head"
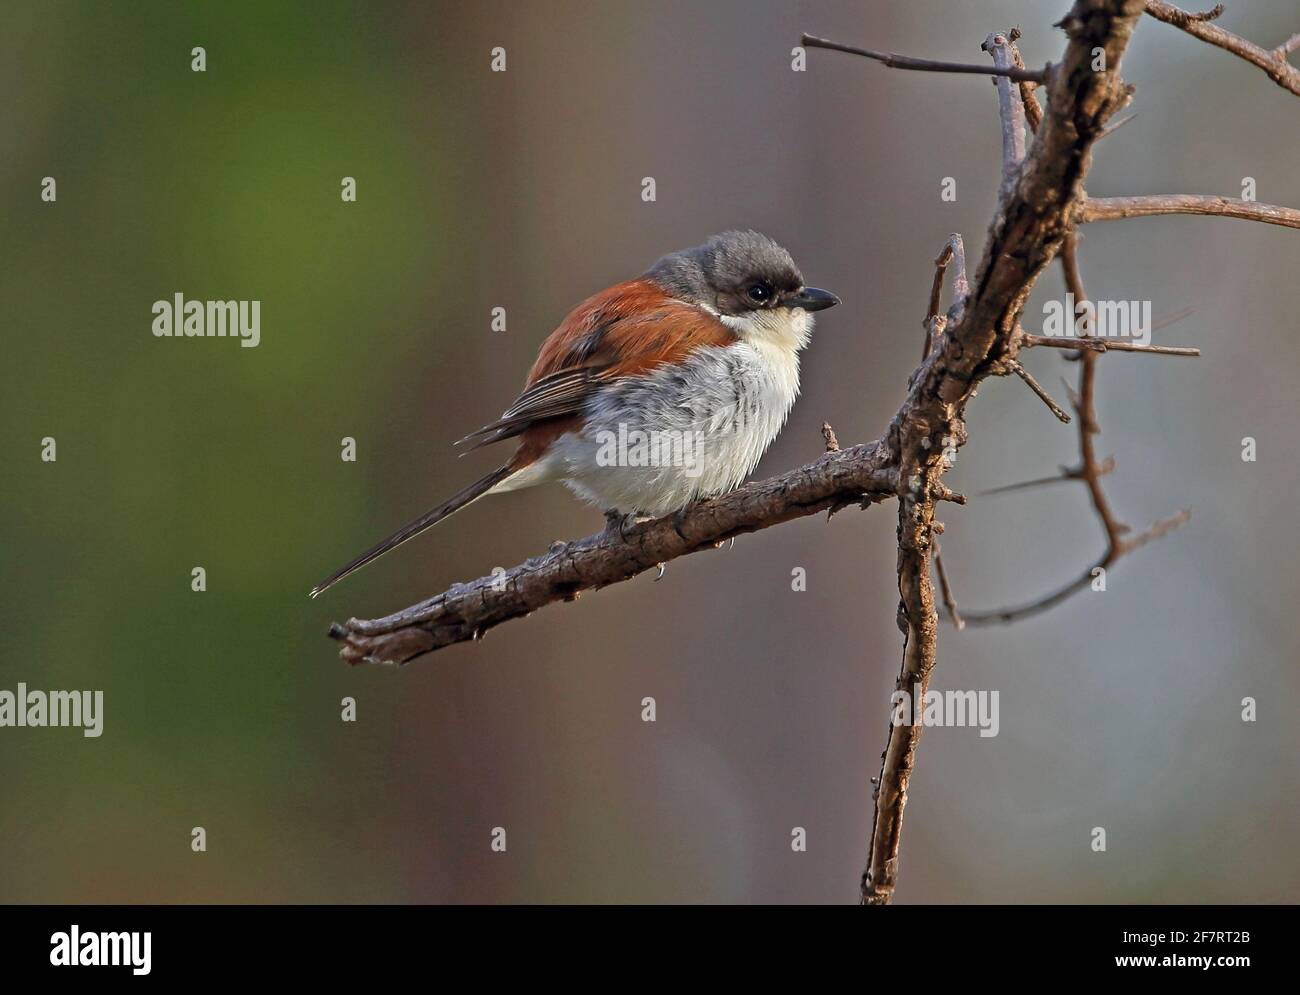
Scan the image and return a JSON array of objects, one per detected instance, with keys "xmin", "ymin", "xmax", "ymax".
[{"xmin": 645, "ymin": 230, "xmax": 839, "ymax": 318}]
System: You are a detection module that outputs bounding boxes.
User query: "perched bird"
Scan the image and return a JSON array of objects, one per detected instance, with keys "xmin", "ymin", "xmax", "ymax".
[{"xmin": 311, "ymin": 230, "xmax": 838, "ymax": 597}]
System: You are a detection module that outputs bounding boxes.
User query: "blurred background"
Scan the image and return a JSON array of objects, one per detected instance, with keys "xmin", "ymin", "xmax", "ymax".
[{"xmin": 2, "ymin": 0, "xmax": 1298, "ymax": 904}]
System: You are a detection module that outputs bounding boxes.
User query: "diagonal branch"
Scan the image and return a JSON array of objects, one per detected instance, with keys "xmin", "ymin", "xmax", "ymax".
[
  {"xmin": 329, "ymin": 443, "xmax": 896, "ymax": 665},
  {"xmin": 1009, "ymin": 359, "xmax": 1073, "ymax": 422},
  {"xmin": 1145, "ymin": 1, "xmax": 1300, "ymax": 96},
  {"xmin": 958, "ymin": 233, "xmax": 1194, "ymax": 626}
]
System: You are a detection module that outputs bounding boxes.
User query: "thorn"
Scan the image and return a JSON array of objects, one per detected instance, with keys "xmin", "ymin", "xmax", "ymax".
[
  {"xmin": 822, "ymin": 421, "xmax": 841, "ymax": 452},
  {"xmin": 1010, "ymin": 359, "xmax": 1071, "ymax": 423},
  {"xmin": 935, "ymin": 483, "xmax": 967, "ymax": 504},
  {"xmin": 1098, "ymin": 112, "xmax": 1137, "ymax": 140}
]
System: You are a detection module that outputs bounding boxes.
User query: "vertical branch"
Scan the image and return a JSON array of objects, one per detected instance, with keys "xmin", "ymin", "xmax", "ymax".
[
  {"xmin": 856, "ymin": 0, "xmax": 1146, "ymax": 903},
  {"xmin": 922, "ymin": 234, "xmax": 967, "ymax": 361},
  {"xmin": 862, "ymin": 423, "xmax": 944, "ymax": 905},
  {"xmin": 983, "ymin": 31, "xmax": 1028, "ymax": 200},
  {"xmin": 1009, "ymin": 27, "xmax": 1045, "ymax": 132},
  {"xmin": 1059, "ymin": 235, "xmax": 1126, "ymax": 551},
  {"xmin": 863, "ymin": 236, "xmax": 969, "ymax": 905}
]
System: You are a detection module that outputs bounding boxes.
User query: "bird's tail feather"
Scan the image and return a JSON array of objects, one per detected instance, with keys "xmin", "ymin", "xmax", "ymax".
[{"xmin": 309, "ymin": 464, "xmax": 514, "ymax": 598}]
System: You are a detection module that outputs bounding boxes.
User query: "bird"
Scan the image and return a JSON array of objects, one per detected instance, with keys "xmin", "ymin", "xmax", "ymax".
[{"xmin": 310, "ymin": 230, "xmax": 838, "ymax": 598}]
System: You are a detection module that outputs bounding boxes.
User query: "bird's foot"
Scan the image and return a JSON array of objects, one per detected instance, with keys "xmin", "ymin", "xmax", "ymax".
[
  {"xmin": 603, "ymin": 508, "xmax": 634, "ymax": 542},
  {"xmin": 671, "ymin": 508, "xmax": 690, "ymax": 542}
]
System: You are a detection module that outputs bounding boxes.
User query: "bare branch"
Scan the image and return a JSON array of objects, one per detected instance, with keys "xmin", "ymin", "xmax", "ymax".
[
  {"xmin": 329, "ymin": 444, "xmax": 896, "ymax": 664},
  {"xmin": 1154, "ymin": 3, "xmax": 1225, "ymax": 25},
  {"xmin": 1007, "ymin": 27, "xmax": 1045, "ymax": 132},
  {"xmin": 1145, "ymin": 1, "xmax": 1300, "ymax": 96},
  {"xmin": 1009, "ymin": 359, "xmax": 1072, "ymax": 423},
  {"xmin": 922, "ymin": 235, "xmax": 966, "ymax": 360},
  {"xmin": 800, "ymin": 33, "xmax": 1047, "ymax": 82},
  {"xmin": 1020, "ymin": 333, "xmax": 1201, "ymax": 356},
  {"xmin": 983, "ymin": 31, "xmax": 1028, "ymax": 199},
  {"xmin": 861, "ymin": 0, "xmax": 1146, "ymax": 907},
  {"xmin": 961, "ymin": 232, "xmax": 1198, "ymax": 625},
  {"xmin": 922, "ymin": 243, "xmax": 953, "ymax": 361},
  {"xmin": 933, "ymin": 542, "xmax": 965, "ymax": 630},
  {"xmin": 980, "ymin": 455, "xmax": 1115, "ymax": 495},
  {"xmin": 961, "ymin": 510, "xmax": 1191, "ymax": 625},
  {"xmin": 1082, "ymin": 194, "xmax": 1300, "ymax": 229},
  {"xmin": 946, "ymin": 234, "xmax": 969, "ymax": 322}
]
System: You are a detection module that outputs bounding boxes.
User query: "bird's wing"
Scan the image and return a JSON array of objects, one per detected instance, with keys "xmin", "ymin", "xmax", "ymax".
[
  {"xmin": 455, "ymin": 365, "xmax": 614, "ymax": 450},
  {"xmin": 457, "ymin": 278, "xmax": 733, "ymax": 451}
]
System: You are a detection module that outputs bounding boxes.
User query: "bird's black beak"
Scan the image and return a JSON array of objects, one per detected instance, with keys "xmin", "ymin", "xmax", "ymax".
[{"xmin": 786, "ymin": 287, "xmax": 840, "ymax": 312}]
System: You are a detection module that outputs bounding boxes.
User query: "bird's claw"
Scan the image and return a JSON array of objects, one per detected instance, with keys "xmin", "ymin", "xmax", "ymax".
[{"xmin": 604, "ymin": 508, "xmax": 633, "ymax": 543}]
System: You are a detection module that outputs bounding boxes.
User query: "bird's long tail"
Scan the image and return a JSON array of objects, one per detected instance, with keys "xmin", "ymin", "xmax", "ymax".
[{"xmin": 309, "ymin": 464, "xmax": 514, "ymax": 598}]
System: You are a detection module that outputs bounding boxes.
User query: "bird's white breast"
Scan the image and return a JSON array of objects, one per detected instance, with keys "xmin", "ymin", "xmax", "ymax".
[{"xmin": 545, "ymin": 308, "xmax": 812, "ymax": 515}]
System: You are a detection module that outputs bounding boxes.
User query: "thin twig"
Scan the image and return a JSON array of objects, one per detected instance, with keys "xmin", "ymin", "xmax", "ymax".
[
  {"xmin": 1020, "ymin": 333, "xmax": 1201, "ymax": 356},
  {"xmin": 961, "ymin": 233, "xmax": 1195, "ymax": 625},
  {"xmin": 922, "ymin": 242, "xmax": 954, "ymax": 361},
  {"xmin": 961, "ymin": 510, "xmax": 1192, "ymax": 624},
  {"xmin": 983, "ymin": 31, "xmax": 1028, "ymax": 201},
  {"xmin": 980, "ymin": 455, "xmax": 1115, "ymax": 496},
  {"xmin": 1083, "ymin": 194, "xmax": 1300, "ymax": 229},
  {"xmin": 922, "ymin": 236, "xmax": 966, "ymax": 360},
  {"xmin": 1009, "ymin": 360, "xmax": 1072, "ymax": 422},
  {"xmin": 946, "ymin": 233, "xmax": 969, "ymax": 322},
  {"xmin": 1008, "ymin": 27, "xmax": 1045, "ymax": 133},
  {"xmin": 801, "ymin": 33, "xmax": 1047, "ymax": 82},
  {"xmin": 933, "ymin": 542, "xmax": 965, "ymax": 630}
]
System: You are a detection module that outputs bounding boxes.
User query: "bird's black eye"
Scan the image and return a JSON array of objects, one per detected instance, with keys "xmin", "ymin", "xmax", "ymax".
[{"xmin": 746, "ymin": 281, "xmax": 774, "ymax": 305}]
